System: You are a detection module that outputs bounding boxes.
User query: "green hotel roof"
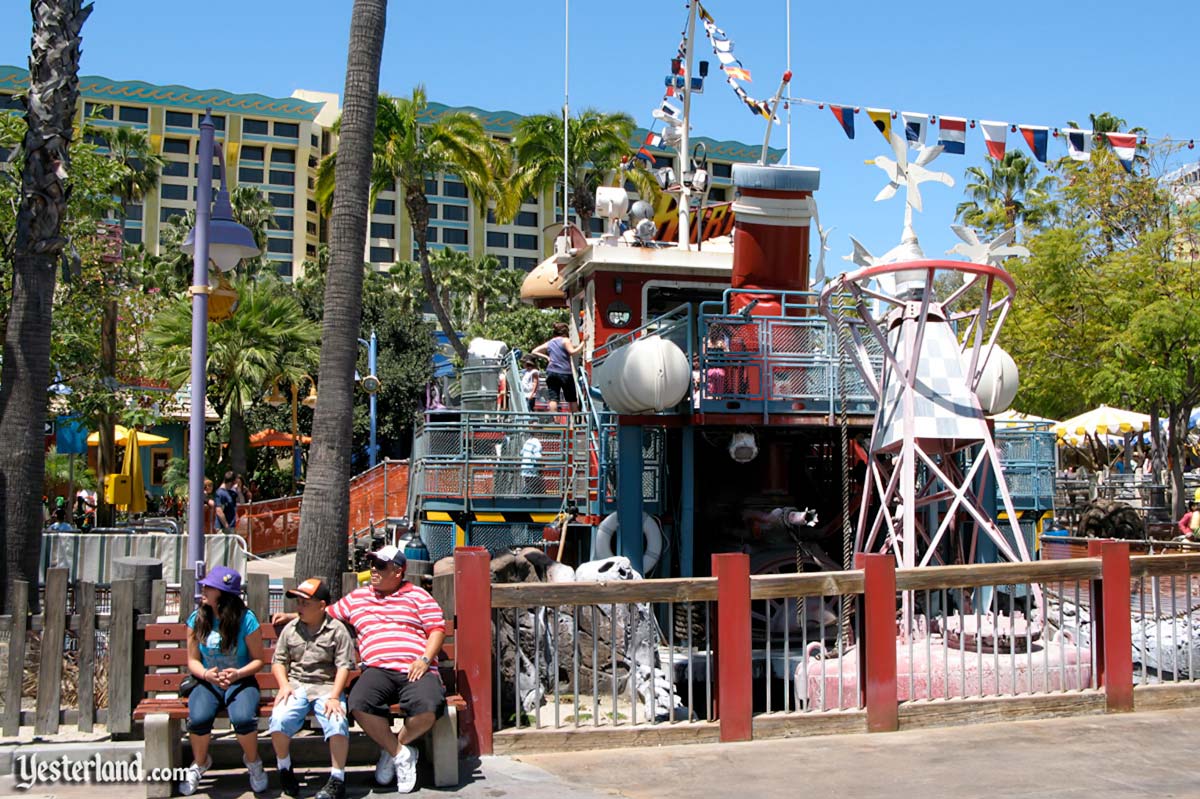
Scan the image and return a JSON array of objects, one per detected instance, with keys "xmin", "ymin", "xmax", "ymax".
[
  {"xmin": 420, "ymin": 100, "xmax": 783, "ymax": 165},
  {"xmin": 0, "ymin": 66, "xmax": 325, "ymax": 120}
]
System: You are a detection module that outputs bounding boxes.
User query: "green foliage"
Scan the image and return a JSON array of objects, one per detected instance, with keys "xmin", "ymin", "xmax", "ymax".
[
  {"xmin": 469, "ymin": 305, "xmax": 567, "ymax": 357},
  {"xmin": 44, "ymin": 446, "xmax": 97, "ymax": 502},
  {"xmin": 391, "ymin": 251, "xmax": 524, "ymax": 331},
  {"xmin": 955, "ymin": 151, "xmax": 1057, "ymax": 237}
]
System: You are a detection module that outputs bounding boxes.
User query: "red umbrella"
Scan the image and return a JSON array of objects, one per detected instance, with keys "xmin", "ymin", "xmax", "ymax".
[{"xmin": 250, "ymin": 428, "xmax": 312, "ymax": 448}]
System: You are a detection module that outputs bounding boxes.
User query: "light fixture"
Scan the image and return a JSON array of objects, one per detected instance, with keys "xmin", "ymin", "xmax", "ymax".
[
  {"xmin": 263, "ymin": 383, "xmax": 287, "ymax": 407},
  {"xmin": 182, "ymin": 189, "xmax": 260, "ymax": 272},
  {"xmin": 302, "ymin": 385, "xmax": 319, "ymax": 409}
]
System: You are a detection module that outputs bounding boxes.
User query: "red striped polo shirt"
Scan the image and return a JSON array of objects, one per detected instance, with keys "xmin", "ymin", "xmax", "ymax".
[{"xmin": 326, "ymin": 582, "xmax": 445, "ymax": 674}]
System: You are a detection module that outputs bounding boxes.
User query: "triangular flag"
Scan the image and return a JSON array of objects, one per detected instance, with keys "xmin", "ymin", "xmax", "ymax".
[
  {"xmin": 1019, "ymin": 125, "xmax": 1049, "ymax": 163},
  {"xmin": 979, "ymin": 120, "xmax": 1007, "ymax": 159},
  {"xmin": 830, "ymin": 105, "xmax": 855, "ymax": 139},
  {"xmin": 901, "ymin": 112, "xmax": 927, "ymax": 149},
  {"xmin": 1106, "ymin": 132, "xmax": 1137, "ymax": 173},
  {"xmin": 866, "ymin": 108, "xmax": 892, "ymax": 142},
  {"xmin": 1064, "ymin": 128, "xmax": 1092, "ymax": 161},
  {"xmin": 723, "ymin": 65, "xmax": 751, "ymax": 82},
  {"xmin": 937, "ymin": 116, "xmax": 966, "ymax": 155}
]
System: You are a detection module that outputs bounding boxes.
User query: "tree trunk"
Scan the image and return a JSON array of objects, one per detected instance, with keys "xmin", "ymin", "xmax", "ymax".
[
  {"xmin": 0, "ymin": 0, "xmax": 91, "ymax": 612},
  {"xmin": 96, "ymin": 299, "xmax": 117, "ymax": 527},
  {"xmin": 229, "ymin": 408, "xmax": 248, "ymax": 479},
  {"xmin": 294, "ymin": 0, "xmax": 386, "ymax": 599},
  {"xmin": 408, "ymin": 187, "xmax": 468, "ymax": 361}
]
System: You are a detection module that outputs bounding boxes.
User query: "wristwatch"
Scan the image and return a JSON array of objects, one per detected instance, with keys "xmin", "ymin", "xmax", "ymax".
[{"xmin": 418, "ymin": 655, "xmax": 431, "ymax": 665}]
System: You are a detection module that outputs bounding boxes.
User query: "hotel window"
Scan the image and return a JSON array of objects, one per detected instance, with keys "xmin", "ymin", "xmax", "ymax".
[
  {"xmin": 371, "ymin": 222, "xmax": 395, "ymax": 239},
  {"xmin": 123, "ymin": 228, "xmax": 142, "ymax": 245},
  {"xmin": 269, "ymin": 192, "xmax": 292, "ymax": 208},
  {"xmin": 276, "ymin": 262, "xmax": 293, "ymax": 279},
  {"xmin": 160, "ymin": 206, "xmax": 187, "ymax": 223},
  {"xmin": 516, "ymin": 210, "xmax": 538, "ymax": 227},
  {"xmin": 486, "ymin": 209, "xmax": 496, "ymax": 224},
  {"xmin": 211, "ymin": 115, "xmax": 226, "ymax": 131},
  {"xmin": 441, "ymin": 205, "xmax": 468, "ymax": 222},
  {"xmin": 307, "ymin": 199, "xmax": 318, "ymax": 213},
  {"xmin": 267, "ymin": 237, "xmax": 292, "ymax": 255},
  {"xmin": 370, "ymin": 246, "xmax": 394, "ymax": 263},
  {"xmin": 123, "ymin": 203, "xmax": 143, "ymax": 221},
  {"xmin": 270, "ymin": 148, "xmax": 296, "ymax": 164},
  {"xmin": 239, "ymin": 167, "xmax": 263, "ymax": 184},
  {"xmin": 243, "ymin": 119, "xmax": 269, "ymax": 136},
  {"xmin": 118, "ymin": 106, "xmax": 148, "ymax": 124},
  {"xmin": 373, "ymin": 198, "xmax": 395, "ymax": 215},
  {"xmin": 514, "ymin": 233, "xmax": 538, "ymax": 250},
  {"xmin": 192, "ymin": 161, "xmax": 220, "ymax": 177},
  {"xmin": 165, "ymin": 110, "xmax": 193, "ymax": 127},
  {"xmin": 443, "ymin": 180, "xmax": 468, "ymax": 198},
  {"xmin": 709, "ymin": 187, "xmax": 727, "ymax": 202},
  {"xmin": 307, "ymin": 222, "xmax": 318, "ymax": 236},
  {"xmin": 84, "ymin": 102, "xmax": 112, "ymax": 120},
  {"xmin": 311, "ymin": 134, "xmax": 319, "ymax": 148},
  {"xmin": 427, "ymin": 228, "xmax": 438, "ymax": 243},
  {"xmin": 515, "ymin": 256, "xmax": 537, "ymax": 270},
  {"xmin": 162, "ymin": 161, "xmax": 188, "ymax": 178},
  {"xmin": 712, "ymin": 162, "xmax": 732, "ymax": 179},
  {"xmin": 0, "ymin": 93, "xmax": 22, "ymax": 111},
  {"xmin": 269, "ymin": 170, "xmax": 294, "ymax": 186},
  {"xmin": 273, "ymin": 215, "xmax": 294, "ymax": 231},
  {"xmin": 162, "ymin": 138, "xmax": 189, "ymax": 155},
  {"xmin": 160, "ymin": 183, "xmax": 188, "ymax": 201},
  {"xmin": 424, "ymin": 178, "xmax": 438, "ymax": 195},
  {"xmin": 588, "ymin": 218, "xmax": 604, "ymax": 235},
  {"xmin": 486, "ymin": 232, "xmax": 509, "ymax": 248},
  {"xmin": 241, "ymin": 145, "xmax": 265, "ymax": 161},
  {"xmin": 273, "ymin": 122, "xmax": 299, "ymax": 138},
  {"xmin": 427, "ymin": 204, "xmax": 438, "ymax": 219},
  {"xmin": 442, "ymin": 228, "xmax": 467, "ymax": 245},
  {"xmin": 495, "ymin": 255, "xmax": 510, "ymax": 269}
]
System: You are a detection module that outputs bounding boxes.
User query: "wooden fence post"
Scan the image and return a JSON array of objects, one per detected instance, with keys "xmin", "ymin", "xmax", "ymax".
[
  {"xmin": 1101, "ymin": 541, "xmax": 1133, "ymax": 712},
  {"xmin": 713, "ymin": 553, "xmax": 752, "ymax": 742},
  {"xmin": 1087, "ymin": 540, "xmax": 1106, "ymax": 689},
  {"xmin": 859, "ymin": 553, "xmax": 898, "ymax": 732},
  {"xmin": 342, "ymin": 572, "xmax": 359, "ymax": 600},
  {"xmin": 282, "ymin": 577, "xmax": 298, "ymax": 614},
  {"xmin": 150, "ymin": 579, "xmax": 166, "ymax": 618},
  {"xmin": 35, "ymin": 568, "xmax": 69, "ymax": 735},
  {"xmin": 2, "ymin": 580, "xmax": 29, "ymax": 736},
  {"xmin": 454, "ymin": 547, "xmax": 493, "ymax": 756},
  {"xmin": 246, "ymin": 573, "xmax": 269, "ymax": 623},
  {"xmin": 108, "ymin": 579, "xmax": 135, "ymax": 734},
  {"xmin": 77, "ymin": 581, "xmax": 96, "ymax": 732}
]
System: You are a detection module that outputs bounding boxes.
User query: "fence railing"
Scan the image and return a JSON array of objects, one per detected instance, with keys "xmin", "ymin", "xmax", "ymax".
[{"xmin": 451, "ymin": 542, "xmax": 1200, "ymax": 754}]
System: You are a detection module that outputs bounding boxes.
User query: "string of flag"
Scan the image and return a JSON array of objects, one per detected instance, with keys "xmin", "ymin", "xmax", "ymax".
[
  {"xmin": 784, "ymin": 95, "xmax": 1195, "ymax": 174},
  {"xmin": 636, "ymin": 10, "xmax": 691, "ymax": 164},
  {"xmin": 696, "ymin": 1, "xmax": 779, "ymax": 124}
]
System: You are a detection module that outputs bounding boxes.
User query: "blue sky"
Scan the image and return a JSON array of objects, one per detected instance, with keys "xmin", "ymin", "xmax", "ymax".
[{"xmin": 3, "ymin": 0, "xmax": 1199, "ymax": 272}]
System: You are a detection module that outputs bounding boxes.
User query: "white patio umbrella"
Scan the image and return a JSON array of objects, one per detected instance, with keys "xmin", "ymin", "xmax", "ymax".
[{"xmin": 1054, "ymin": 404, "xmax": 1151, "ymax": 448}]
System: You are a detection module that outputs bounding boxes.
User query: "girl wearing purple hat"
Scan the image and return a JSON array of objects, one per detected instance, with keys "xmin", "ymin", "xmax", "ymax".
[{"xmin": 180, "ymin": 566, "xmax": 268, "ymax": 795}]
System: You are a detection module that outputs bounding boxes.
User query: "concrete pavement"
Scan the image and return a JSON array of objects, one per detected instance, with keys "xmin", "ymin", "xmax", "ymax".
[{"xmin": 4, "ymin": 707, "xmax": 1200, "ymax": 798}]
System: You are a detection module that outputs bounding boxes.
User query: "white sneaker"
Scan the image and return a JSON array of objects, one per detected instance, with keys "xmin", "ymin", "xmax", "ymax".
[
  {"xmin": 394, "ymin": 744, "xmax": 418, "ymax": 793},
  {"xmin": 178, "ymin": 758, "xmax": 211, "ymax": 796},
  {"xmin": 245, "ymin": 757, "xmax": 269, "ymax": 793},
  {"xmin": 374, "ymin": 748, "xmax": 396, "ymax": 786}
]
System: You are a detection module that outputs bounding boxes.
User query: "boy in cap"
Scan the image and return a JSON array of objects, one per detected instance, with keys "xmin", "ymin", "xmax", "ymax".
[
  {"xmin": 326, "ymin": 545, "xmax": 445, "ymax": 793},
  {"xmin": 268, "ymin": 579, "xmax": 355, "ymax": 799}
]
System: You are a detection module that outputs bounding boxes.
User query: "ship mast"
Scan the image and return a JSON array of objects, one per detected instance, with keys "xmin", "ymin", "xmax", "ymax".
[{"xmin": 678, "ymin": 0, "xmax": 698, "ymax": 250}]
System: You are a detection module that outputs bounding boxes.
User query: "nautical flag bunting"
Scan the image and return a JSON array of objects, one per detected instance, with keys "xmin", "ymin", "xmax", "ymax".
[
  {"xmin": 830, "ymin": 105, "xmax": 855, "ymax": 139},
  {"xmin": 866, "ymin": 108, "xmax": 892, "ymax": 143},
  {"xmin": 723, "ymin": 65, "xmax": 751, "ymax": 82},
  {"xmin": 979, "ymin": 120, "xmax": 1008, "ymax": 159},
  {"xmin": 1106, "ymin": 132, "xmax": 1137, "ymax": 173},
  {"xmin": 1064, "ymin": 128, "xmax": 1092, "ymax": 161},
  {"xmin": 1019, "ymin": 125, "xmax": 1049, "ymax": 163},
  {"xmin": 901, "ymin": 112, "xmax": 927, "ymax": 149},
  {"xmin": 937, "ymin": 116, "xmax": 966, "ymax": 155}
]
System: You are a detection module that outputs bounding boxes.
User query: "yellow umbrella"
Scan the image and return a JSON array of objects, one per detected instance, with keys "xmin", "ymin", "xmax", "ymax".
[
  {"xmin": 87, "ymin": 425, "xmax": 170, "ymax": 446},
  {"xmin": 1054, "ymin": 404, "xmax": 1151, "ymax": 446},
  {"xmin": 118, "ymin": 428, "xmax": 148, "ymax": 515}
]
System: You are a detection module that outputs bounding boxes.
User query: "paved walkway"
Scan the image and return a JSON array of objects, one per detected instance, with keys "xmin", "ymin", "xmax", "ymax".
[
  {"xmin": 4, "ymin": 707, "xmax": 1200, "ymax": 798},
  {"xmin": 243, "ymin": 551, "xmax": 296, "ymax": 582}
]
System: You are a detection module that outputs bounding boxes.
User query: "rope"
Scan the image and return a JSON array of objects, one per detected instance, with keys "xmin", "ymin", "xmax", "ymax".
[{"xmin": 836, "ymin": 305, "xmax": 854, "ymax": 645}]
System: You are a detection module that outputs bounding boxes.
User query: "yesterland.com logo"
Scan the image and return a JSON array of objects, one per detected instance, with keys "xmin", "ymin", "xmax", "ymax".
[{"xmin": 12, "ymin": 752, "xmax": 188, "ymax": 790}]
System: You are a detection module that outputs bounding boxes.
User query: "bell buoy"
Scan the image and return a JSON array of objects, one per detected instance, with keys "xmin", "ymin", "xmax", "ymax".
[{"xmin": 594, "ymin": 512, "xmax": 663, "ymax": 572}]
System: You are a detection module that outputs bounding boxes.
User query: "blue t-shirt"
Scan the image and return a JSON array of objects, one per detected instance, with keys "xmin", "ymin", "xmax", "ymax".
[
  {"xmin": 187, "ymin": 608, "xmax": 260, "ymax": 670},
  {"xmin": 214, "ymin": 486, "xmax": 238, "ymax": 528}
]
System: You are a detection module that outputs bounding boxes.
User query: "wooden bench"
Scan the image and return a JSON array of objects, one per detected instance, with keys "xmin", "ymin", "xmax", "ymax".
[{"xmin": 133, "ymin": 620, "xmax": 464, "ymax": 797}]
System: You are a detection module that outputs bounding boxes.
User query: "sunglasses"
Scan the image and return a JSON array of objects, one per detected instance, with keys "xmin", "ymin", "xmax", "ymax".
[{"xmin": 369, "ymin": 560, "xmax": 399, "ymax": 571}]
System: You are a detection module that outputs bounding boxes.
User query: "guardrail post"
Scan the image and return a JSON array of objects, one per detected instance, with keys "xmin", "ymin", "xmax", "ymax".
[
  {"xmin": 1100, "ymin": 541, "xmax": 1133, "ymax": 712},
  {"xmin": 455, "ymin": 546, "xmax": 493, "ymax": 755},
  {"xmin": 713, "ymin": 553, "xmax": 752, "ymax": 742},
  {"xmin": 857, "ymin": 553, "xmax": 898, "ymax": 732}
]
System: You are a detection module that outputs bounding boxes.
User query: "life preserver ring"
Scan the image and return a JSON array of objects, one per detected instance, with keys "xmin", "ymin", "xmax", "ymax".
[{"xmin": 594, "ymin": 512, "xmax": 663, "ymax": 572}]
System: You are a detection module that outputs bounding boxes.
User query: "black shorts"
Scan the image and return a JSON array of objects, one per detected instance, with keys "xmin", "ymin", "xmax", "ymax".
[
  {"xmin": 348, "ymin": 667, "xmax": 445, "ymax": 719},
  {"xmin": 545, "ymin": 371, "xmax": 577, "ymax": 403}
]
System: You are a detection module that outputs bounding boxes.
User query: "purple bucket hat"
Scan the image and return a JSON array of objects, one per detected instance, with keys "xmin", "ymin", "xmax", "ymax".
[{"xmin": 198, "ymin": 565, "xmax": 242, "ymax": 594}]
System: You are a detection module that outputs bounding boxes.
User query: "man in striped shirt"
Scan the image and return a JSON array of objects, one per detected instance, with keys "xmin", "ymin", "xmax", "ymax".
[{"xmin": 327, "ymin": 545, "xmax": 445, "ymax": 793}]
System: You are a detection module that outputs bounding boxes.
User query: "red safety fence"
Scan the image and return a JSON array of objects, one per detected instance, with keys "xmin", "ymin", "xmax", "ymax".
[{"xmin": 238, "ymin": 460, "xmax": 410, "ymax": 556}]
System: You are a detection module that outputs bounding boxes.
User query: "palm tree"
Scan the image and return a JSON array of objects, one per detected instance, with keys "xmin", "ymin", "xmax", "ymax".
[
  {"xmin": 295, "ymin": 0, "xmax": 387, "ymax": 598},
  {"xmin": 0, "ymin": 0, "xmax": 91, "ymax": 611},
  {"xmin": 315, "ymin": 88, "xmax": 508, "ymax": 361},
  {"xmin": 512, "ymin": 108, "xmax": 660, "ymax": 236},
  {"xmin": 955, "ymin": 151, "xmax": 1056, "ymax": 238},
  {"xmin": 146, "ymin": 277, "xmax": 320, "ymax": 477},
  {"xmin": 90, "ymin": 124, "xmax": 166, "ymax": 527}
]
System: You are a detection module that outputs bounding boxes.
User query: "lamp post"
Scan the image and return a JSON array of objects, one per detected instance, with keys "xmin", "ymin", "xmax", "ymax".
[
  {"xmin": 265, "ymin": 374, "xmax": 318, "ymax": 493},
  {"xmin": 358, "ymin": 331, "xmax": 381, "ymax": 468},
  {"xmin": 182, "ymin": 109, "xmax": 261, "ymax": 580}
]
